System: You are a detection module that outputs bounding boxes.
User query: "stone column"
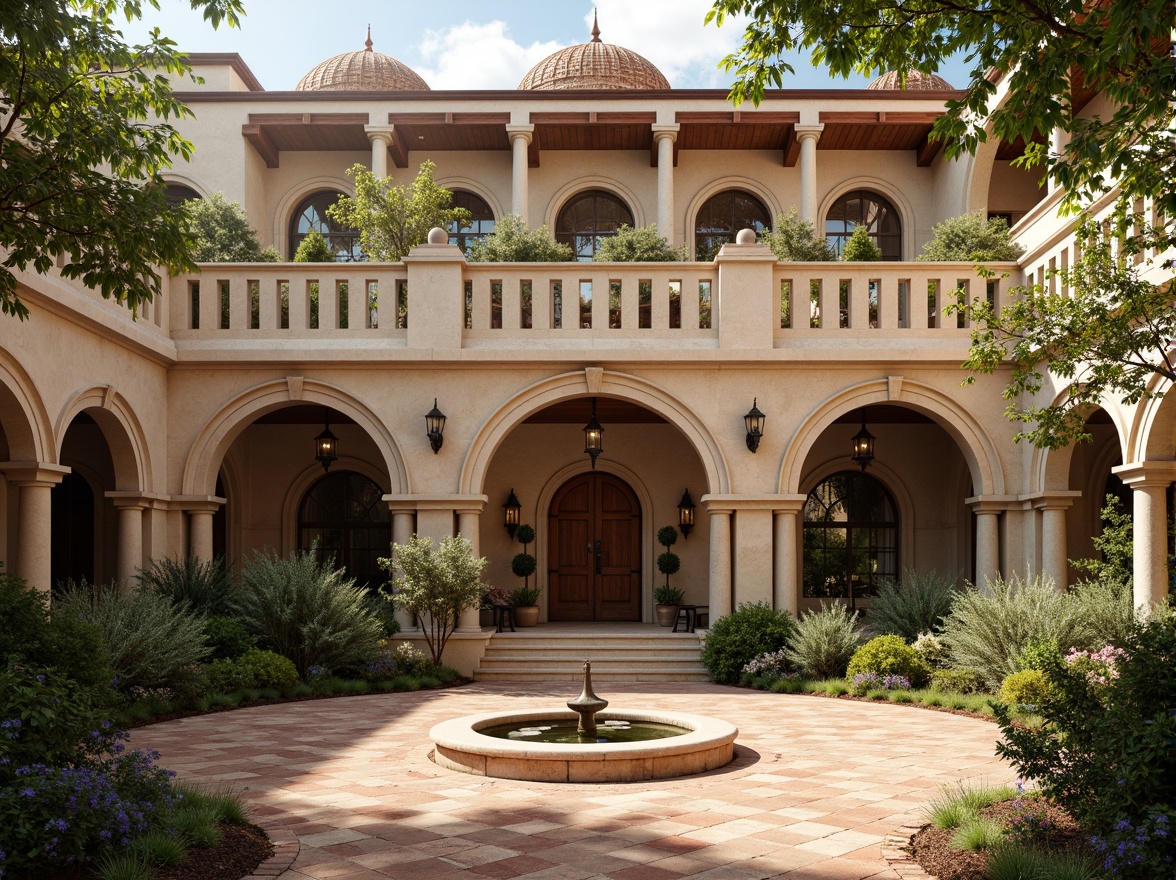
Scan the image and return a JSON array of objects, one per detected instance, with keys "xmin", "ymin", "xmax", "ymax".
[
  {"xmin": 1033, "ymin": 492, "xmax": 1078, "ymax": 590},
  {"xmin": 456, "ymin": 508, "xmax": 483, "ymax": 632},
  {"xmin": 967, "ymin": 498, "xmax": 1003, "ymax": 590},
  {"xmin": 365, "ymin": 127, "xmax": 394, "ymax": 179},
  {"xmin": 1048, "ymin": 126, "xmax": 1070, "ymax": 194},
  {"xmin": 2, "ymin": 464, "xmax": 68, "ymax": 594},
  {"xmin": 652, "ymin": 124, "xmax": 679, "ymax": 244},
  {"xmin": 189, "ymin": 509, "xmax": 215, "ymax": 562},
  {"xmin": 1115, "ymin": 463, "xmax": 1176, "ymax": 610},
  {"xmin": 111, "ymin": 497, "xmax": 147, "ymax": 587},
  {"xmin": 773, "ymin": 497, "xmax": 806, "ymax": 617},
  {"xmin": 794, "ymin": 124, "xmax": 824, "ymax": 226},
  {"xmin": 388, "ymin": 505, "xmax": 418, "ymax": 632},
  {"xmin": 506, "ymin": 124, "xmax": 534, "ymax": 225},
  {"xmin": 707, "ymin": 506, "xmax": 733, "ymax": 623}
]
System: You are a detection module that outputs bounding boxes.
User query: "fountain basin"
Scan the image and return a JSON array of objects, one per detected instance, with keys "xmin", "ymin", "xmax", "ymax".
[{"xmin": 430, "ymin": 708, "xmax": 738, "ymax": 782}]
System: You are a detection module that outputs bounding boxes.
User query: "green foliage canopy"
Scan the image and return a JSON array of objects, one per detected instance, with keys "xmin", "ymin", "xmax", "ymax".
[
  {"xmin": 593, "ymin": 225, "xmax": 686, "ymax": 262},
  {"xmin": 467, "ymin": 214, "xmax": 574, "ymax": 262},
  {"xmin": 839, "ymin": 225, "xmax": 882, "ymax": 262},
  {"xmin": 764, "ymin": 209, "xmax": 836, "ymax": 261},
  {"xmin": 0, "ymin": 0, "xmax": 244, "ymax": 319},
  {"xmin": 328, "ymin": 161, "xmax": 471, "ymax": 262},
  {"xmin": 917, "ymin": 213, "xmax": 1024, "ymax": 262},
  {"xmin": 184, "ymin": 193, "xmax": 278, "ymax": 262},
  {"xmin": 292, "ymin": 229, "xmax": 335, "ymax": 263}
]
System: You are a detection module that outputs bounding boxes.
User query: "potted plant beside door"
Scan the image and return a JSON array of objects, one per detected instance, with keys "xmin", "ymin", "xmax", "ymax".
[
  {"xmin": 655, "ymin": 526, "xmax": 684, "ymax": 626},
  {"xmin": 509, "ymin": 524, "xmax": 541, "ymax": 626}
]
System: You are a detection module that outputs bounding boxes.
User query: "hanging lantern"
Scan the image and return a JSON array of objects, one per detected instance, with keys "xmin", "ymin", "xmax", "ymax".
[
  {"xmin": 503, "ymin": 488, "xmax": 522, "ymax": 538},
  {"xmin": 583, "ymin": 398, "xmax": 604, "ymax": 468},
  {"xmin": 425, "ymin": 398, "xmax": 446, "ymax": 454},
  {"xmin": 677, "ymin": 488, "xmax": 695, "ymax": 539},
  {"xmin": 744, "ymin": 398, "xmax": 766, "ymax": 453},
  {"xmin": 314, "ymin": 409, "xmax": 339, "ymax": 472},
  {"xmin": 851, "ymin": 408, "xmax": 876, "ymax": 470}
]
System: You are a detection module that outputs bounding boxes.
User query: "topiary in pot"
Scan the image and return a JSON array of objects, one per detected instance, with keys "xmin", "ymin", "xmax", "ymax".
[
  {"xmin": 510, "ymin": 524, "xmax": 541, "ymax": 625},
  {"xmin": 655, "ymin": 525, "xmax": 683, "ymax": 626}
]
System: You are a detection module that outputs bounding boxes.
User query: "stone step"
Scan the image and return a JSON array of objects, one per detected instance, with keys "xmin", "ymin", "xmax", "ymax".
[
  {"xmin": 478, "ymin": 656, "xmax": 705, "ymax": 670},
  {"xmin": 472, "ymin": 667, "xmax": 711, "ymax": 682},
  {"xmin": 479, "ymin": 652, "xmax": 704, "ymax": 665}
]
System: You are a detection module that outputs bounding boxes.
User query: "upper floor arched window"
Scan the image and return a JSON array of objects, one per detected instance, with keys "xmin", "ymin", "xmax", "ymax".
[
  {"xmin": 298, "ymin": 470, "xmax": 389, "ymax": 591},
  {"xmin": 825, "ymin": 190, "xmax": 902, "ymax": 260},
  {"xmin": 803, "ymin": 470, "xmax": 898, "ymax": 608},
  {"xmin": 164, "ymin": 183, "xmax": 201, "ymax": 208},
  {"xmin": 555, "ymin": 190, "xmax": 634, "ymax": 261},
  {"xmin": 448, "ymin": 191, "xmax": 496, "ymax": 255},
  {"xmin": 694, "ymin": 190, "xmax": 771, "ymax": 261},
  {"xmin": 289, "ymin": 191, "xmax": 362, "ymax": 261}
]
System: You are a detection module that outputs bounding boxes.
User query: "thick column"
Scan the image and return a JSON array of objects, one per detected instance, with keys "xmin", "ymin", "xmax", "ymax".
[
  {"xmin": 388, "ymin": 506, "xmax": 418, "ymax": 632},
  {"xmin": 1033, "ymin": 493, "xmax": 1078, "ymax": 590},
  {"xmin": 456, "ymin": 509, "xmax": 483, "ymax": 632},
  {"xmin": 652, "ymin": 125, "xmax": 679, "ymax": 244},
  {"xmin": 794, "ymin": 124, "xmax": 824, "ymax": 226},
  {"xmin": 707, "ymin": 507, "xmax": 733, "ymax": 623},
  {"xmin": 189, "ymin": 510, "xmax": 215, "ymax": 562},
  {"xmin": 365, "ymin": 127, "xmax": 393, "ymax": 179},
  {"xmin": 506, "ymin": 125, "xmax": 534, "ymax": 224},
  {"xmin": 968, "ymin": 498, "xmax": 1003, "ymax": 590},
  {"xmin": 1115, "ymin": 463, "xmax": 1175, "ymax": 610},
  {"xmin": 773, "ymin": 498, "xmax": 806, "ymax": 617},
  {"xmin": 1048, "ymin": 126, "xmax": 1070, "ymax": 194},
  {"xmin": 112, "ymin": 499, "xmax": 146, "ymax": 586},
  {"xmin": 3, "ymin": 465, "xmax": 68, "ymax": 594}
]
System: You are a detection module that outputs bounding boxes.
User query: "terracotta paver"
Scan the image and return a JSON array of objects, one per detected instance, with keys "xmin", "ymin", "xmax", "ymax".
[{"xmin": 134, "ymin": 682, "xmax": 1012, "ymax": 880}]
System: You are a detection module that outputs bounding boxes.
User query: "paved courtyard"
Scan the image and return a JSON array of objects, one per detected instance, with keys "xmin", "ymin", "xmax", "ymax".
[{"xmin": 135, "ymin": 682, "xmax": 1012, "ymax": 880}]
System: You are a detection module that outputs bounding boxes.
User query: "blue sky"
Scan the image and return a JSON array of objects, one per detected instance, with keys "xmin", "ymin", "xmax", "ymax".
[{"xmin": 122, "ymin": 1, "xmax": 974, "ymax": 93}]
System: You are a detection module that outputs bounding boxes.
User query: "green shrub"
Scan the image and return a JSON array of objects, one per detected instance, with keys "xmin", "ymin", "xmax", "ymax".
[
  {"xmin": 203, "ymin": 614, "xmax": 255, "ymax": 660},
  {"xmin": 950, "ymin": 816, "xmax": 1004, "ymax": 851},
  {"xmin": 987, "ymin": 844, "xmax": 1100, "ymax": 880},
  {"xmin": 0, "ymin": 567, "xmax": 112, "ymax": 693},
  {"xmin": 1014, "ymin": 638, "xmax": 1063, "ymax": 672},
  {"xmin": 0, "ymin": 662, "xmax": 106, "ymax": 772},
  {"xmin": 130, "ymin": 828, "xmax": 186, "ymax": 867},
  {"xmin": 169, "ymin": 663, "xmax": 210, "ymax": 707},
  {"xmin": 998, "ymin": 669, "xmax": 1050, "ymax": 706},
  {"xmin": 654, "ymin": 584, "xmax": 686, "ymax": 605},
  {"xmin": 236, "ymin": 648, "xmax": 298, "ymax": 691},
  {"xmin": 389, "ymin": 642, "xmax": 433, "ymax": 677},
  {"xmin": 939, "ymin": 573, "xmax": 1095, "ymax": 691},
  {"xmin": 593, "ymin": 224, "xmax": 686, "ymax": 261},
  {"xmin": 95, "ymin": 851, "xmax": 152, "ymax": 880},
  {"xmin": 916, "ymin": 212, "xmax": 1024, "ymax": 262},
  {"xmin": 57, "ymin": 582, "xmax": 210, "ymax": 691},
  {"xmin": 701, "ymin": 602, "xmax": 795, "ymax": 684},
  {"xmin": 363, "ymin": 591, "xmax": 400, "ymax": 638},
  {"xmin": 996, "ymin": 616, "xmax": 1176, "ymax": 846},
  {"xmin": 840, "ymin": 224, "xmax": 882, "ymax": 261},
  {"xmin": 508, "ymin": 586, "xmax": 541, "ymax": 606},
  {"xmin": 867, "ymin": 570, "xmax": 959, "ymax": 641},
  {"xmin": 845, "ymin": 635, "xmax": 931, "ymax": 687},
  {"xmin": 237, "ymin": 548, "xmax": 384, "ymax": 676},
  {"xmin": 1069, "ymin": 577, "xmax": 1139, "ymax": 647},
  {"xmin": 205, "ymin": 657, "xmax": 255, "ymax": 694},
  {"xmin": 136, "ymin": 555, "xmax": 239, "ymax": 617},
  {"xmin": 930, "ymin": 668, "xmax": 984, "ymax": 694},
  {"xmin": 784, "ymin": 603, "xmax": 862, "ymax": 679}
]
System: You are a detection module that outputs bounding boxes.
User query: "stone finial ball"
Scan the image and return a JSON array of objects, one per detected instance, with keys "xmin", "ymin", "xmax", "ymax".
[
  {"xmin": 735, "ymin": 228, "xmax": 757, "ymax": 245},
  {"xmin": 427, "ymin": 227, "xmax": 449, "ymax": 245}
]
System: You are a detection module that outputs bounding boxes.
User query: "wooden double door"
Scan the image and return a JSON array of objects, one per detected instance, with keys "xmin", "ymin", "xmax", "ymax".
[{"xmin": 548, "ymin": 472, "xmax": 641, "ymax": 621}]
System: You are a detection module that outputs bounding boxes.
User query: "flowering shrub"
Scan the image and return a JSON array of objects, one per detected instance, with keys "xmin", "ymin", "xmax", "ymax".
[
  {"xmin": 849, "ymin": 672, "xmax": 910, "ymax": 695},
  {"xmin": 1065, "ymin": 645, "xmax": 1126, "ymax": 689},
  {"xmin": 1005, "ymin": 781, "xmax": 1051, "ymax": 843},
  {"xmin": 845, "ymin": 635, "xmax": 931, "ymax": 687},
  {"xmin": 1090, "ymin": 810, "xmax": 1174, "ymax": 878},
  {"xmin": 480, "ymin": 588, "xmax": 510, "ymax": 608},
  {"xmin": 236, "ymin": 648, "xmax": 298, "ymax": 690},
  {"xmin": 742, "ymin": 649, "xmax": 791, "ymax": 679},
  {"xmin": 912, "ymin": 631, "xmax": 949, "ymax": 667},
  {"xmin": 701, "ymin": 602, "xmax": 795, "ymax": 684},
  {"xmin": 391, "ymin": 642, "xmax": 433, "ymax": 677}
]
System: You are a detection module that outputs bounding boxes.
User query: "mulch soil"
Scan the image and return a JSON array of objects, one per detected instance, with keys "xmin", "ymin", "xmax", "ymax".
[
  {"xmin": 153, "ymin": 822, "xmax": 273, "ymax": 880},
  {"xmin": 911, "ymin": 799, "xmax": 1093, "ymax": 880}
]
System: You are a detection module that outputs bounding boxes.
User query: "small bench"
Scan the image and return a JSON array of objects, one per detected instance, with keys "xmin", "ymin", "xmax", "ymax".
[
  {"xmin": 492, "ymin": 604, "xmax": 516, "ymax": 633},
  {"xmin": 672, "ymin": 604, "xmax": 709, "ymax": 633}
]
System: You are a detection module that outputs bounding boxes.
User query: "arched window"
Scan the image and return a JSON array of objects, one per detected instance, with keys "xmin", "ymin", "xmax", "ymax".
[
  {"xmin": 694, "ymin": 190, "xmax": 771, "ymax": 261},
  {"xmin": 298, "ymin": 471, "xmax": 389, "ymax": 591},
  {"xmin": 164, "ymin": 183, "xmax": 201, "ymax": 208},
  {"xmin": 803, "ymin": 471, "xmax": 898, "ymax": 608},
  {"xmin": 825, "ymin": 190, "xmax": 902, "ymax": 260},
  {"xmin": 289, "ymin": 191, "xmax": 362, "ymax": 261},
  {"xmin": 555, "ymin": 190, "xmax": 634, "ymax": 261},
  {"xmin": 449, "ymin": 191, "xmax": 495, "ymax": 254}
]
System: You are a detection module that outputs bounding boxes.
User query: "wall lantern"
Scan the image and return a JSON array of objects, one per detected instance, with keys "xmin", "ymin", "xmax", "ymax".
[
  {"xmin": 503, "ymin": 488, "xmax": 522, "ymax": 539},
  {"xmin": 677, "ymin": 488, "xmax": 696, "ymax": 540},
  {"xmin": 851, "ymin": 408, "xmax": 876, "ymax": 470},
  {"xmin": 425, "ymin": 398, "xmax": 446, "ymax": 454},
  {"xmin": 314, "ymin": 408, "xmax": 339, "ymax": 472},
  {"xmin": 744, "ymin": 398, "xmax": 766, "ymax": 453},
  {"xmin": 583, "ymin": 398, "xmax": 604, "ymax": 469}
]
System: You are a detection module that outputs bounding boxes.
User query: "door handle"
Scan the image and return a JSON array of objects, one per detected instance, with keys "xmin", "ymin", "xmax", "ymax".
[{"xmin": 594, "ymin": 540, "xmax": 602, "ymax": 574}]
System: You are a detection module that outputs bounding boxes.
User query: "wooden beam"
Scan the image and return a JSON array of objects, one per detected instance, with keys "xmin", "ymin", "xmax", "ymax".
[
  {"xmin": 248, "ymin": 112, "xmax": 368, "ymax": 126},
  {"xmin": 916, "ymin": 134, "xmax": 944, "ymax": 167},
  {"xmin": 781, "ymin": 127, "xmax": 800, "ymax": 167},
  {"xmin": 241, "ymin": 124, "xmax": 279, "ymax": 168},
  {"xmin": 388, "ymin": 127, "xmax": 408, "ymax": 168}
]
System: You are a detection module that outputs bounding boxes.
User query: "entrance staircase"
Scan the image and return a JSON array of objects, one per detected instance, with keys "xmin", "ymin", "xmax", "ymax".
[{"xmin": 472, "ymin": 623, "xmax": 709, "ymax": 682}]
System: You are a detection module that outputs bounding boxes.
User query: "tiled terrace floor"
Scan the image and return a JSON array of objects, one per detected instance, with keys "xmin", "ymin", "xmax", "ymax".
[{"xmin": 135, "ymin": 682, "xmax": 1012, "ymax": 880}]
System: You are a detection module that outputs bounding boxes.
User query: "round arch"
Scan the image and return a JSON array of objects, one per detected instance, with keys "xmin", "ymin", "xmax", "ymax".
[
  {"xmin": 159, "ymin": 173, "xmax": 209, "ymax": 201},
  {"xmin": 683, "ymin": 177, "xmax": 781, "ymax": 260},
  {"xmin": 817, "ymin": 178, "xmax": 916, "ymax": 261},
  {"xmin": 1034, "ymin": 398, "xmax": 1129, "ymax": 494},
  {"xmin": 0, "ymin": 352, "xmax": 53, "ymax": 463},
  {"xmin": 543, "ymin": 177, "xmax": 646, "ymax": 233},
  {"xmin": 1127, "ymin": 375, "xmax": 1175, "ymax": 462},
  {"xmin": 460, "ymin": 370, "xmax": 731, "ymax": 497},
  {"xmin": 54, "ymin": 386, "xmax": 151, "ymax": 492},
  {"xmin": 532, "ymin": 459, "xmax": 658, "ymax": 624},
  {"xmin": 181, "ymin": 379, "xmax": 409, "ymax": 498},
  {"xmin": 436, "ymin": 177, "xmax": 504, "ymax": 221},
  {"xmin": 779, "ymin": 379, "xmax": 1006, "ymax": 497},
  {"xmin": 273, "ymin": 176, "xmax": 355, "ymax": 257},
  {"xmin": 279, "ymin": 457, "xmax": 391, "ymax": 556}
]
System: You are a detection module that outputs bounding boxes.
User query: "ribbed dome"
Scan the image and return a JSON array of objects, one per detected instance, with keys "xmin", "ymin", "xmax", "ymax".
[
  {"xmin": 867, "ymin": 69, "xmax": 954, "ymax": 91},
  {"xmin": 518, "ymin": 14, "xmax": 670, "ymax": 91},
  {"xmin": 296, "ymin": 29, "xmax": 429, "ymax": 92}
]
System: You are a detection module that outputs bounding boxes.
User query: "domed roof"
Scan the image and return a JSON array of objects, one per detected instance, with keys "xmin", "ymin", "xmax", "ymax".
[
  {"xmin": 296, "ymin": 28, "xmax": 429, "ymax": 92},
  {"xmin": 867, "ymin": 69, "xmax": 954, "ymax": 91},
  {"xmin": 518, "ymin": 14, "xmax": 670, "ymax": 91}
]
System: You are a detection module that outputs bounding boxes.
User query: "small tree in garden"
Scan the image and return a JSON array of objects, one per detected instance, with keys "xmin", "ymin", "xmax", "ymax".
[
  {"xmin": 293, "ymin": 229, "xmax": 335, "ymax": 262},
  {"xmin": 594, "ymin": 225, "xmax": 687, "ymax": 262},
  {"xmin": 764, "ymin": 209, "xmax": 836, "ymax": 261},
  {"xmin": 917, "ymin": 212, "xmax": 1023, "ymax": 262},
  {"xmin": 467, "ymin": 215, "xmax": 574, "ymax": 262},
  {"xmin": 381, "ymin": 535, "xmax": 487, "ymax": 665},
  {"xmin": 655, "ymin": 526, "xmax": 684, "ymax": 605},
  {"xmin": 840, "ymin": 225, "xmax": 882, "ymax": 261},
  {"xmin": 185, "ymin": 193, "xmax": 279, "ymax": 263}
]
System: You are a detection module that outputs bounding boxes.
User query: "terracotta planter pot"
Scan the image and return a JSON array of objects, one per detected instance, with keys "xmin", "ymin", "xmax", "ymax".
[
  {"xmin": 655, "ymin": 604, "xmax": 679, "ymax": 627},
  {"xmin": 513, "ymin": 605, "xmax": 540, "ymax": 627}
]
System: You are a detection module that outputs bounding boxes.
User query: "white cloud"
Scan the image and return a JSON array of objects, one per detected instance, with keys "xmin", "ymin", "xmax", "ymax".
[{"xmin": 414, "ymin": 21, "xmax": 563, "ymax": 90}]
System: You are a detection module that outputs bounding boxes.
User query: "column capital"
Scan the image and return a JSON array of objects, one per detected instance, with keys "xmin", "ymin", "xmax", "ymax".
[
  {"xmin": 651, "ymin": 124, "xmax": 680, "ymax": 142},
  {"xmin": 505, "ymin": 124, "xmax": 534, "ymax": 144},
  {"xmin": 794, "ymin": 123, "xmax": 825, "ymax": 143},
  {"xmin": 966, "ymin": 494, "xmax": 1016, "ymax": 514},
  {"xmin": 1025, "ymin": 490, "xmax": 1082, "ymax": 511},
  {"xmin": 383, "ymin": 494, "xmax": 488, "ymax": 513},
  {"xmin": 701, "ymin": 494, "xmax": 807, "ymax": 512},
  {"xmin": 173, "ymin": 494, "xmax": 226, "ymax": 515},
  {"xmin": 364, "ymin": 124, "xmax": 395, "ymax": 144},
  {"xmin": 105, "ymin": 491, "xmax": 152, "ymax": 511},
  {"xmin": 1113, "ymin": 461, "xmax": 1176, "ymax": 488},
  {"xmin": 0, "ymin": 462, "xmax": 69, "ymax": 486}
]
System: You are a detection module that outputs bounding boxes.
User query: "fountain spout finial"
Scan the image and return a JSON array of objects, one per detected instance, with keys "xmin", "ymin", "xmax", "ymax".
[{"xmin": 567, "ymin": 660, "xmax": 608, "ymax": 735}]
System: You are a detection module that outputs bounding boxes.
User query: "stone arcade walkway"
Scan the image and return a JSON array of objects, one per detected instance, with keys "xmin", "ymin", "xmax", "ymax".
[{"xmin": 135, "ymin": 682, "xmax": 1012, "ymax": 880}]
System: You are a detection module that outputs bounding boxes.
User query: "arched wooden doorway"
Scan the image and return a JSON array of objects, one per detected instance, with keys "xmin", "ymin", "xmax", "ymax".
[{"xmin": 547, "ymin": 472, "xmax": 641, "ymax": 621}]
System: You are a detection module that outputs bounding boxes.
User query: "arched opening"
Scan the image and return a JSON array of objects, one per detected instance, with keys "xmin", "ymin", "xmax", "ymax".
[
  {"xmin": 694, "ymin": 190, "xmax": 770, "ymax": 262},
  {"xmin": 825, "ymin": 190, "xmax": 902, "ymax": 260},
  {"xmin": 288, "ymin": 190, "xmax": 361, "ymax": 261},
  {"xmin": 985, "ymin": 136, "xmax": 1047, "ymax": 228},
  {"xmin": 555, "ymin": 190, "xmax": 634, "ymax": 261},
  {"xmin": 297, "ymin": 470, "xmax": 389, "ymax": 591},
  {"xmin": 1065, "ymin": 408, "xmax": 1130, "ymax": 584},
  {"xmin": 449, "ymin": 191, "xmax": 495, "ymax": 255},
  {"xmin": 164, "ymin": 183, "xmax": 201, "ymax": 208},
  {"xmin": 50, "ymin": 471, "xmax": 95, "ymax": 591},
  {"xmin": 52, "ymin": 412, "xmax": 119, "ymax": 589},
  {"xmin": 803, "ymin": 471, "xmax": 898, "ymax": 610}
]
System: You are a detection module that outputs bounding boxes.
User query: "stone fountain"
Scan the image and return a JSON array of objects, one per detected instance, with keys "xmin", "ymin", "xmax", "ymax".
[{"xmin": 567, "ymin": 660, "xmax": 607, "ymax": 735}]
